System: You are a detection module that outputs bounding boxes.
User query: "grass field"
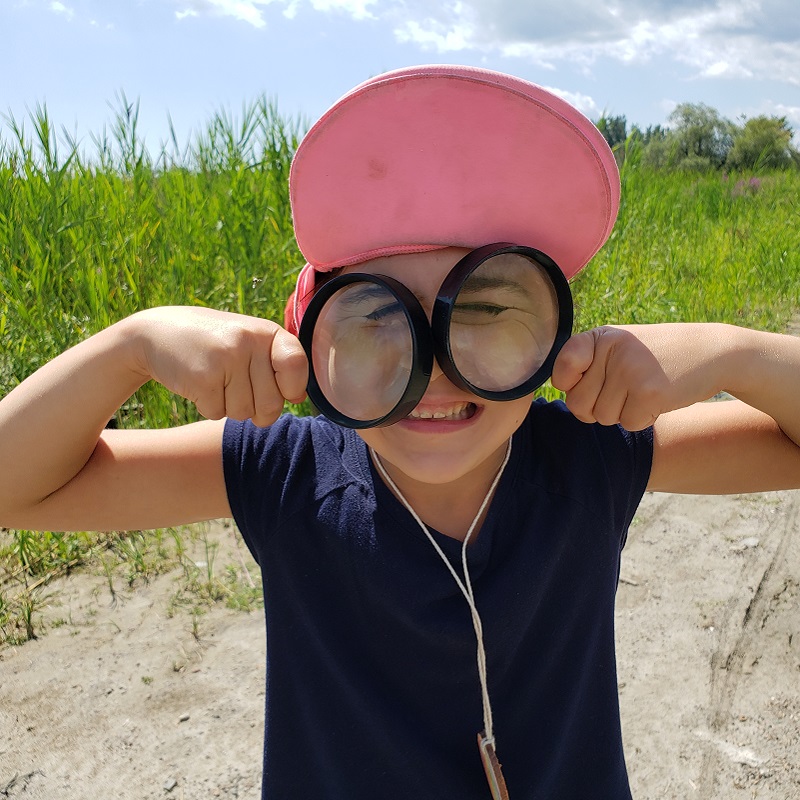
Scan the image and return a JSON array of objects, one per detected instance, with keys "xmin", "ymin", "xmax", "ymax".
[{"xmin": 1, "ymin": 101, "xmax": 799, "ymax": 643}]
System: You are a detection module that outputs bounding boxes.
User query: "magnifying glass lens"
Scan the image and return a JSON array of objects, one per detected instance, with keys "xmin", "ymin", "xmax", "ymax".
[
  {"xmin": 310, "ymin": 280, "xmax": 414, "ymax": 423},
  {"xmin": 449, "ymin": 253, "xmax": 560, "ymax": 392}
]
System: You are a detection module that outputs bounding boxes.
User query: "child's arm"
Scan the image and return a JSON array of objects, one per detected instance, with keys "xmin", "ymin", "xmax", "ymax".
[
  {"xmin": 551, "ymin": 323, "xmax": 800, "ymax": 494},
  {"xmin": 0, "ymin": 307, "xmax": 308, "ymax": 532}
]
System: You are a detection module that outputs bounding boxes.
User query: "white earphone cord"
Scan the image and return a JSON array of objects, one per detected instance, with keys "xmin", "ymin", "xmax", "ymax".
[{"xmin": 370, "ymin": 440, "xmax": 512, "ymax": 745}]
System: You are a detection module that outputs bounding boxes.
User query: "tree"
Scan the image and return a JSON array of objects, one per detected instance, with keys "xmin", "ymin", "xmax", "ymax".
[
  {"xmin": 666, "ymin": 103, "xmax": 734, "ymax": 170},
  {"xmin": 633, "ymin": 124, "xmax": 672, "ymax": 169},
  {"xmin": 596, "ymin": 114, "xmax": 628, "ymax": 151},
  {"xmin": 726, "ymin": 116, "xmax": 798, "ymax": 171},
  {"xmin": 630, "ymin": 124, "xmax": 668, "ymax": 146}
]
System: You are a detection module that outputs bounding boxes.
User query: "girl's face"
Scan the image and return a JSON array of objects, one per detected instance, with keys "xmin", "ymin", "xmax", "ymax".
[{"xmin": 340, "ymin": 248, "xmax": 535, "ymax": 492}]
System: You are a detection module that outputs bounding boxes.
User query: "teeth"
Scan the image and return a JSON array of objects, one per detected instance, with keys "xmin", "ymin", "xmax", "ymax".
[{"xmin": 408, "ymin": 402, "xmax": 471, "ymax": 421}]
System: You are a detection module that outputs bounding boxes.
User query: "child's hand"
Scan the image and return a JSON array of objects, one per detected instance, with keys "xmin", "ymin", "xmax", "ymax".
[
  {"xmin": 129, "ymin": 307, "xmax": 308, "ymax": 428},
  {"xmin": 551, "ymin": 324, "xmax": 723, "ymax": 431}
]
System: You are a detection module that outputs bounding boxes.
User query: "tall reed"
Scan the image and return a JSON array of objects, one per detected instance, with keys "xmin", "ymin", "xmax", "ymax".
[{"xmin": 0, "ymin": 95, "xmax": 304, "ymax": 428}]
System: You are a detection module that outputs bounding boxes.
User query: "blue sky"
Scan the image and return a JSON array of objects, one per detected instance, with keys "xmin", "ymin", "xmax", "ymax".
[{"xmin": 2, "ymin": 0, "xmax": 799, "ymax": 152}]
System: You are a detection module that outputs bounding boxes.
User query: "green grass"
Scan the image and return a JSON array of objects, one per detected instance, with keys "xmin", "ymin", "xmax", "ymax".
[
  {"xmin": 0, "ymin": 95, "xmax": 306, "ymax": 427},
  {"xmin": 1, "ymin": 99, "xmax": 799, "ymax": 643},
  {"xmin": 0, "ymin": 523, "xmax": 262, "ymax": 645},
  {"xmin": 574, "ymin": 167, "xmax": 800, "ymax": 332}
]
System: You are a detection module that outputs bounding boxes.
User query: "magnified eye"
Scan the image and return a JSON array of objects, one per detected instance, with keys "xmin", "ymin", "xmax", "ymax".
[
  {"xmin": 333, "ymin": 285, "xmax": 404, "ymax": 326},
  {"xmin": 365, "ymin": 301, "xmax": 404, "ymax": 322},
  {"xmin": 448, "ymin": 253, "xmax": 561, "ymax": 392},
  {"xmin": 308, "ymin": 279, "xmax": 416, "ymax": 423},
  {"xmin": 452, "ymin": 301, "xmax": 511, "ymax": 320}
]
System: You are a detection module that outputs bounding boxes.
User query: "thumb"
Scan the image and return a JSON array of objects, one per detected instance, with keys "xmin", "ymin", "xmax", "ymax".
[
  {"xmin": 271, "ymin": 327, "xmax": 309, "ymax": 404},
  {"xmin": 551, "ymin": 330, "xmax": 599, "ymax": 392}
]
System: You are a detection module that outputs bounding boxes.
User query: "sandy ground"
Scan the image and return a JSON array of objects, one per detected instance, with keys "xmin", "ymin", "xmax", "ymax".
[{"xmin": 1, "ymin": 489, "xmax": 800, "ymax": 799}]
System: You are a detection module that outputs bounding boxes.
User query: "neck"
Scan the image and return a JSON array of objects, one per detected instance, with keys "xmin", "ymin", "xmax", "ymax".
[{"xmin": 370, "ymin": 441, "xmax": 510, "ymax": 542}]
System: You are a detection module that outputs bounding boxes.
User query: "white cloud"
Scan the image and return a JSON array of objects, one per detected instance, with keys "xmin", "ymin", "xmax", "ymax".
[
  {"xmin": 50, "ymin": 1, "xmax": 74, "ymax": 19},
  {"xmin": 175, "ymin": 0, "xmax": 273, "ymax": 28},
  {"xmin": 395, "ymin": 17, "xmax": 472, "ymax": 52},
  {"xmin": 165, "ymin": 0, "xmax": 800, "ymax": 91},
  {"xmin": 309, "ymin": 0, "xmax": 376, "ymax": 21},
  {"xmin": 386, "ymin": 0, "xmax": 800, "ymax": 88},
  {"xmin": 543, "ymin": 86, "xmax": 600, "ymax": 120},
  {"xmin": 773, "ymin": 103, "xmax": 800, "ymax": 126},
  {"xmin": 174, "ymin": 0, "xmax": 377, "ymax": 26}
]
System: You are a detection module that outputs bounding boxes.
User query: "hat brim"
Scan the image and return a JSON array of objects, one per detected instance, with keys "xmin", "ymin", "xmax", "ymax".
[{"xmin": 289, "ymin": 64, "xmax": 619, "ymax": 281}]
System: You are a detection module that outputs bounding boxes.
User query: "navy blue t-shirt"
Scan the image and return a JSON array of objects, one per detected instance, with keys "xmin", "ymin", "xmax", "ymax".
[{"xmin": 223, "ymin": 399, "xmax": 653, "ymax": 799}]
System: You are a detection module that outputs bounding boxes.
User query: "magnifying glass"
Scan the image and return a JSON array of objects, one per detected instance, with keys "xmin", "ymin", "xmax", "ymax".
[{"xmin": 298, "ymin": 243, "xmax": 573, "ymax": 428}]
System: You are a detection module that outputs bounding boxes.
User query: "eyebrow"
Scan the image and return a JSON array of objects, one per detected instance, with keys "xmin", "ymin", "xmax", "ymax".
[
  {"xmin": 335, "ymin": 283, "xmax": 396, "ymax": 309},
  {"xmin": 457, "ymin": 274, "xmax": 531, "ymax": 298}
]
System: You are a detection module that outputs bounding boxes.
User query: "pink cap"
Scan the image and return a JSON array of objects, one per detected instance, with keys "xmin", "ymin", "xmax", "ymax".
[{"xmin": 286, "ymin": 64, "xmax": 619, "ymax": 335}]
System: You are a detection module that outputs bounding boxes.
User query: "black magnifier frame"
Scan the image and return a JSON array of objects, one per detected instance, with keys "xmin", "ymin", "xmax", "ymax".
[
  {"xmin": 299, "ymin": 243, "xmax": 574, "ymax": 429},
  {"xmin": 299, "ymin": 273, "xmax": 434, "ymax": 428},
  {"xmin": 431, "ymin": 242, "xmax": 574, "ymax": 401}
]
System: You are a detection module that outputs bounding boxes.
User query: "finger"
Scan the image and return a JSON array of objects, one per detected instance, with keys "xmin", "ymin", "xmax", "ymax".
[
  {"xmin": 587, "ymin": 343, "xmax": 634, "ymax": 425},
  {"xmin": 563, "ymin": 364, "xmax": 605, "ymax": 423},
  {"xmin": 559, "ymin": 331, "xmax": 616, "ymax": 423},
  {"xmin": 223, "ymin": 360, "xmax": 257, "ymax": 422},
  {"xmin": 249, "ymin": 349, "xmax": 284, "ymax": 427},
  {"xmin": 592, "ymin": 340, "xmax": 666, "ymax": 430},
  {"xmin": 194, "ymin": 383, "xmax": 227, "ymax": 421},
  {"xmin": 551, "ymin": 331, "xmax": 600, "ymax": 393},
  {"xmin": 617, "ymin": 402, "xmax": 658, "ymax": 432},
  {"xmin": 591, "ymin": 384, "xmax": 628, "ymax": 427},
  {"xmin": 617, "ymin": 379, "xmax": 666, "ymax": 431},
  {"xmin": 572, "ymin": 337, "xmax": 654, "ymax": 427},
  {"xmin": 272, "ymin": 329, "xmax": 309, "ymax": 405}
]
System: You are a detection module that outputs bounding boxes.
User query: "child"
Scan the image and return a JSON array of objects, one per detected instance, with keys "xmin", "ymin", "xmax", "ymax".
[{"xmin": 1, "ymin": 65, "xmax": 799, "ymax": 799}]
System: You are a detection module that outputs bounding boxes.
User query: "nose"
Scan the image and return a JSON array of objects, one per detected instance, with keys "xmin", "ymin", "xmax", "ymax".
[{"xmin": 425, "ymin": 355, "xmax": 466, "ymax": 396}]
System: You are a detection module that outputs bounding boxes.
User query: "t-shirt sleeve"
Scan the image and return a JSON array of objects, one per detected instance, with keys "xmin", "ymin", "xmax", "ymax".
[
  {"xmin": 529, "ymin": 399, "xmax": 654, "ymax": 546},
  {"xmin": 223, "ymin": 418, "xmax": 265, "ymax": 564},
  {"xmin": 222, "ymin": 415, "xmax": 307, "ymax": 565},
  {"xmin": 608, "ymin": 422, "xmax": 654, "ymax": 542},
  {"xmin": 221, "ymin": 414, "xmax": 353, "ymax": 566},
  {"xmin": 579, "ymin": 409, "xmax": 654, "ymax": 542}
]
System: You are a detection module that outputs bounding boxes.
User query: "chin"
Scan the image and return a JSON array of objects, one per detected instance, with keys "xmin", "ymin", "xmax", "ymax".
[
  {"xmin": 358, "ymin": 396, "xmax": 531, "ymax": 488},
  {"xmin": 366, "ymin": 435, "xmax": 505, "ymax": 489}
]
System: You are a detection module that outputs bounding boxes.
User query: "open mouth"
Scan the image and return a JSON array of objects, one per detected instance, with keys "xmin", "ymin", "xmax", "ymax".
[{"xmin": 406, "ymin": 402, "xmax": 477, "ymax": 421}]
